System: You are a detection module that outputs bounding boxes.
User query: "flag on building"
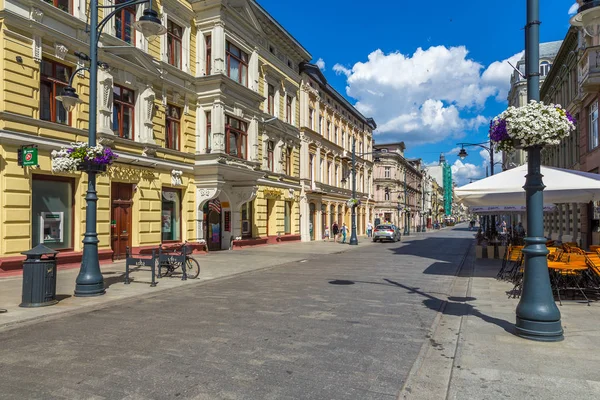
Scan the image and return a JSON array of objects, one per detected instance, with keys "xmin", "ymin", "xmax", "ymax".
[{"xmin": 208, "ymin": 199, "xmax": 221, "ymax": 213}]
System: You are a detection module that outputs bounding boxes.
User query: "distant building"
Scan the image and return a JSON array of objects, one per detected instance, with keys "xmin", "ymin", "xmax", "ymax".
[
  {"xmin": 504, "ymin": 40, "xmax": 563, "ymax": 169},
  {"xmin": 425, "ymin": 153, "xmax": 453, "ymax": 218}
]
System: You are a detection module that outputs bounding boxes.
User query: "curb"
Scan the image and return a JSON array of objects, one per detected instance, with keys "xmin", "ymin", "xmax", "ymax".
[{"xmin": 397, "ymin": 240, "xmax": 473, "ymax": 400}]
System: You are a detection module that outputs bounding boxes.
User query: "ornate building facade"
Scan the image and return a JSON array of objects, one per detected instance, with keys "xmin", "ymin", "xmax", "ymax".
[{"xmin": 297, "ymin": 63, "xmax": 376, "ymax": 241}]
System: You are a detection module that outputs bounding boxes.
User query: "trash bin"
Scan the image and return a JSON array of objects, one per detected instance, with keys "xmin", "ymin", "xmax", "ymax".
[{"xmin": 20, "ymin": 244, "xmax": 59, "ymax": 308}]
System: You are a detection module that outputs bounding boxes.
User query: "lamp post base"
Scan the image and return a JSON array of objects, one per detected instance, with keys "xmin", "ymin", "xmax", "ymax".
[
  {"xmin": 515, "ymin": 317, "xmax": 564, "ymax": 342},
  {"xmin": 74, "ymin": 284, "xmax": 106, "ymax": 297},
  {"xmin": 349, "ymin": 237, "xmax": 358, "ymax": 245}
]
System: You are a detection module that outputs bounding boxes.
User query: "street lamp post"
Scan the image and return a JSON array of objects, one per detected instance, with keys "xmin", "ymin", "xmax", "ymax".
[
  {"xmin": 57, "ymin": 0, "xmax": 165, "ymax": 296},
  {"xmin": 514, "ymin": 0, "xmax": 563, "ymax": 341}
]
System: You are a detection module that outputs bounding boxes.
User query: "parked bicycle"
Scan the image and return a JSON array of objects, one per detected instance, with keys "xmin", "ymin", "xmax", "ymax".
[{"xmin": 158, "ymin": 241, "xmax": 200, "ymax": 279}]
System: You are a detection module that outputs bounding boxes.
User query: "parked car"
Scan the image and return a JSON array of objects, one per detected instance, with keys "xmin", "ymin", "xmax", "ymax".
[{"xmin": 373, "ymin": 224, "xmax": 401, "ymax": 242}]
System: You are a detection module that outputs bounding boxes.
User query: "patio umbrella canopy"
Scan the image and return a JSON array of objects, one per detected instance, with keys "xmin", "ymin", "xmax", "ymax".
[
  {"xmin": 455, "ymin": 164, "xmax": 600, "ymax": 206},
  {"xmin": 468, "ymin": 205, "xmax": 557, "ymax": 214}
]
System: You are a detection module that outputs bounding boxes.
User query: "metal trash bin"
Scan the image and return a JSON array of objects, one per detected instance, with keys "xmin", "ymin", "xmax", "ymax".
[{"xmin": 20, "ymin": 244, "xmax": 59, "ymax": 308}]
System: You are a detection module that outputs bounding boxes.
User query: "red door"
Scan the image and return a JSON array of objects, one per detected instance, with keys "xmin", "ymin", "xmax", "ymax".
[{"xmin": 111, "ymin": 183, "xmax": 133, "ymax": 259}]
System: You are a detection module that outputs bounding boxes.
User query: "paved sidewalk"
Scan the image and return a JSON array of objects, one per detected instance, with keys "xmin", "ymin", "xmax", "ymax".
[
  {"xmin": 0, "ymin": 239, "xmax": 375, "ymax": 332},
  {"xmin": 400, "ymin": 246, "xmax": 600, "ymax": 400}
]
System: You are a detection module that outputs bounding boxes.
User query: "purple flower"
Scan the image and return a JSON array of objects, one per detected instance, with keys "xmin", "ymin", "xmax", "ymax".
[
  {"xmin": 489, "ymin": 119, "xmax": 509, "ymax": 142},
  {"xmin": 566, "ymin": 111, "xmax": 576, "ymax": 125}
]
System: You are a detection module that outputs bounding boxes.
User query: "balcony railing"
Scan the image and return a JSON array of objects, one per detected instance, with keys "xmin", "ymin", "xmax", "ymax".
[{"xmin": 579, "ymin": 45, "xmax": 600, "ymax": 92}]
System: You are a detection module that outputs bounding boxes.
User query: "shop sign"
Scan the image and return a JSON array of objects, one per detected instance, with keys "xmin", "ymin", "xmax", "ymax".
[{"xmin": 18, "ymin": 145, "xmax": 38, "ymax": 167}]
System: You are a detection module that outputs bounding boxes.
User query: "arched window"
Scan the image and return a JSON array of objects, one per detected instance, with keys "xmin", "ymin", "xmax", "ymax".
[{"xmin": 540, "ymin": 61, "xmax": 551, "ymax": 76}]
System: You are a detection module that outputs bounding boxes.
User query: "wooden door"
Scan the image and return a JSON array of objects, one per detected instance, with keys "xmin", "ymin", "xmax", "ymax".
[
  {"xmin": 111, "ymin": 183, "xmax": 133, "ymax": 259},
  {"xmin": 207, "ymin": 210, "xmax": 221, "ymax": 251}
]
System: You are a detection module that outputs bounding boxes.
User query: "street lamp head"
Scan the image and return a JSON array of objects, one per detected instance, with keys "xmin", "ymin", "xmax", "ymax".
[
  {"xmin": 458, "ymin": 147, "xmax": 468, "ymax": 160},
  {"xmin": 134, "ymin": 9, "xmax": 167, "ymax": 41},
  {"xmin": 56, "ymin": 86, "xmax": 82, "ymax": 112},
  {"xmin": 570, "ymin": 0, "xmax": 600, "ymax": 37}
]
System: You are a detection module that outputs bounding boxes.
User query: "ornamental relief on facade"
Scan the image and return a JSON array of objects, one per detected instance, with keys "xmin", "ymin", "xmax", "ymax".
[{"xmin": 263, "ymin": 188, "xmax": 283, "ymax": 199}]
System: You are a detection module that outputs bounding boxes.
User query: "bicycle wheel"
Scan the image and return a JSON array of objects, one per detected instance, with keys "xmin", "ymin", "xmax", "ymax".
[
  {"xmin": 158, "ymin": 263, "xmax": 173, "ymax": 278},
  {"xmin": 184, "ymin": 257, "xmax": 200, "ymax": 279}
]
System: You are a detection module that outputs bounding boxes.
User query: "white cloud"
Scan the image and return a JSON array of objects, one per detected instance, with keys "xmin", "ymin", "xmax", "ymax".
[
  {"xmin": 315, "ymin": 58, "xmax": 326, "ymax": 71},
  {"xmin": 481, "ymin": 51, "xmax": 524, "ymax": 101},
  {"xmin": 333, "ymin": 63, "xmax": 351, "ymax": 77},
  {"xmin": 336, "ymin": 46, "xmax": 519, "ymax": 146},
  {"xmin": 451, "ymin": 159, "xmax": 484, "ymax": 187},
  {"xmin": 568, "ymin": 3, "xmax": 579, "ymax": 15}
]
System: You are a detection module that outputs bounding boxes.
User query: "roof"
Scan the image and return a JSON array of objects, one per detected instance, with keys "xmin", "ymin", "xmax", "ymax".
[
  {"xmin": 518, "ymin": 40, "xmax": 564, "ymax": 62},
  {"xmin": 300, "ymin": 62, "xmax": 377, "ymax": 130}
]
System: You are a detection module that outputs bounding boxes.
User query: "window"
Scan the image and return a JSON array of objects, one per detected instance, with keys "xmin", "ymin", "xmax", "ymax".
[
  {"xmin": 335, "ymin": 165, "xmax": 339, "ymax": 186},
  {"xmin": 285, "ymin": 147, "xmax": 293, "ymax": 175},
  {"xmin": 326, "ymin": 122, "xmax": 330, "ymax": 140},
  {"xmin": 44, "ymin": 0, "xmax": 69, "ymax": 13},
  {"xmin": 267, "ymin": 141, "xmax": 274, "ymax": 171},
  {"xmin": 540, "ymin": 61, "xmax": 551, "ymax": 76},
  {"xmin": 385, "ymin": 190, "xmax": 390, "ymax": 201},
  {"xmin": 161, "ymin": 188, "xmax": 181, "ymax": 242},
  {"xmin": 318, "ymin": 116, "xmax": 323, "ymax": 134},
  {"xmin": 205, "ymin": 35, "xmax": 212, "ymax": 75},
  {"xmin": 113, "ymin": 85, "xmax": 135, "ymax": 139},
  {"xmin": 205, "ymin": 111, "xmax": 212, "ymax": 151},
  {"xmin": 327, "ymin": 162, "xmax": 332, "ymax": 185},
  {"xmin": 226, "ymin": 115, "xmax": 247, "ymax": 159},
  {"xmin": 286, "ymin": 95, "xmax": 293, "ymax": 124},
  {"xmin": 40, "ymin": 59, "xmax": 71, "ymax": 125},
  {"xmin": 166, "ymin": 104, "xmax": 181, "ymax": 150},
  {"xmin": 309, "ymin": 108, "xmax": 314, "ymax": 130},
  {"xmin": 167, "ymin": 20, "xmax": 183, "ymax": 69},
  {"xmin": 268, "ymin": 84, "xmax": 275, "ymax": 115},
  {"xmin": 384, "ymin": 167, "xmax": 391, "ymax": 178},
  {"xmin": 115, "ymin": 0, "xmax": 135, "ymax": 44},
  {"xmin": 309, "ymin": 154, "xmax": 314, "ymax": 181},
  {"xmin": 342, "ymin": 131, "xmax": 345, "ymax": 149},
  {"xmin": 226, "ymin": 41, "xmax": 248, "ymax": 86},
  {"xmin": 334, "ymin": 127, "xmax": 338, "ymax": 144},
  {"xmin": 32, "ymin": 176, "xmax": 74, "ymax": 250},
  {"xmin": 284, "ymin": 202, "xmax": 291, "ymax": 234},
  {"xmin": 590, "ymin": 100, "xmax": 599, "ymax": 150},
  {"xmin": 241, "ymin": 201, "xmax": 253, "ymax": 238}
]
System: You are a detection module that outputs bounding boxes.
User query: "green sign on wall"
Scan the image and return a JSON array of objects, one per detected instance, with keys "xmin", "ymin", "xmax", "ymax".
[{"xmin": 19, "ymin": 146, "xmax": 38, "ymax": 167}]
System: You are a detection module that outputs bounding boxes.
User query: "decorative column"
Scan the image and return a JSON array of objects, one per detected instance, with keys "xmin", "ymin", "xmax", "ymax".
[
  {"xmin": 211, "ymin": 100, "xmax": 225, "ymax": 152},
  {"xmin": 212, "ymin": 22, "xmax": 226, "ymax": 74}
]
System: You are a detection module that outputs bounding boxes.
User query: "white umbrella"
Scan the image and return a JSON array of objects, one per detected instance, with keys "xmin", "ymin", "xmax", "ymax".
[
  {"xmin": 469, "ymin": 204, "xmax": 557, "ymax": 214},
  {"xmin": 456, "ymin": 164, "xmax": 600, "ymax": 206}
]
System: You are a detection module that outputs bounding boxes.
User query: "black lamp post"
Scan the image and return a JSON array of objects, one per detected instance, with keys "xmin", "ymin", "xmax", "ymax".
[
  {"xmin": 57, "ymin": 0, "xmax": 166, "ymax": 296},
  {"xmin": 513, "ymin": 0, "xmax": 563, "ymax": 341},
  {"xmin": 341, "ymin": 139, "xmax": 382, "ymax": 246}
]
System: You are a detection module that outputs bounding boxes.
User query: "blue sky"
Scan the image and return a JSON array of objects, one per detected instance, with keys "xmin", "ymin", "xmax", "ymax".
[{"xmin": 258, "ymin": 0, "xmax": 578, "ymax": 184}]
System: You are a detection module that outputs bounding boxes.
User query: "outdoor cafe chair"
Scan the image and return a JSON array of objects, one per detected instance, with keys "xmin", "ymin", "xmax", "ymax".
[
  {"xmin": 498, "ymin": 245, "xmax": 523, "ymax": 281},
  {"xmin": 547, "ymin": 253, "xmax": 590, "ymax": 306}
]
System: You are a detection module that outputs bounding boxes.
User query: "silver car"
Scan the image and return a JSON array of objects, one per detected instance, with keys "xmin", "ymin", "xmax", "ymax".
[{"xmin": 373, "ymin": 224, "xmax": 401, "ymax": 242}]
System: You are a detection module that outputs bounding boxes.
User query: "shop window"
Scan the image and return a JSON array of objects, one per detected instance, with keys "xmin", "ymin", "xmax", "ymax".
[
  {"xmin": 161, "ymin": 188, "xmax": 181, "ymax": 242},
  {"xmin": 40, "ymin": 59, "xmax": 71, "ymax": 125},
  {"xmin": 166, "ymin": 104, "xmax": 181, "ymax": 150},
  {"xmin": 226, "ymin": 41, "xmax": 248, "ymax": 86},
  {"xmin": 226, "ymin": 115, "xmax": 248, "ymax": 159},
  {"xmin": 167, "ymin": 20, "xmax": 183, "ymax": 69},
  {"xmin": 115, "ymin": 0, "xmax": 135, "ymax": 44},
  {"xmin": 241, "ymin": 201, "xmax": 253, "ymax": 238},
  {"xmin": 113, "ymin": 84, "xmax": 135, "ymax": 139},
  {"xmin": 284, "ymin": 201, "xmax": 291, "ymax": 234},
  {"xmin": 32, "ymin": 177, "xmax": 74, "ymax": 250}
]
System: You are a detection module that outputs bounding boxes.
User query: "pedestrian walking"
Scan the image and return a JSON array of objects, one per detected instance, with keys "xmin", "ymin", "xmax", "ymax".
[
  {"xmin": 324, "ymin": 226, "xmax": 330, "ymax": 241},
  {"xmin": 341, "ymin": 223, "xmax": 348, "ymax": 243},
  {"xmin": 332, "ymin": 222, "xmax": 339, "ymax": 243},
  {"xmin": 367, "ymin": 221, "xmax": 373, "ymax": 237}
]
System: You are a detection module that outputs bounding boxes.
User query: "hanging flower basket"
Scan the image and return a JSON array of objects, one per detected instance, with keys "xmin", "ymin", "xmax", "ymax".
[
  {"xmin": 490, "ymin": 100, "xmax": 576, "ymax": 153},
  {"xmin": 51, "ymin": 142, "xmax": 118, "ymax": 173},
  {"xmin": 346, "ymin": 198, "xmax": 361, "ymax": 208}
]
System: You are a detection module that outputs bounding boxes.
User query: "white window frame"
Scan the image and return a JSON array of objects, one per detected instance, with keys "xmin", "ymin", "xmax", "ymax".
[
  {"xmin": 590, "ymin": 100, "xmax": 599, "ymax": 150},
  {"xmin": 384, "ymin": 166, "xmax": 391, "ymax": 178},
  {"xmin": 161, "ymin": 10, "xmax": 191, "ymax": 73}
]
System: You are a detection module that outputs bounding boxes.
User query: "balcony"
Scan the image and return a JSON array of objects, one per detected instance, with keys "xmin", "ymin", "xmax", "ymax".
[{"xmin": 579, "ymin": 45, "xmax": 600, "ymax": 92}]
